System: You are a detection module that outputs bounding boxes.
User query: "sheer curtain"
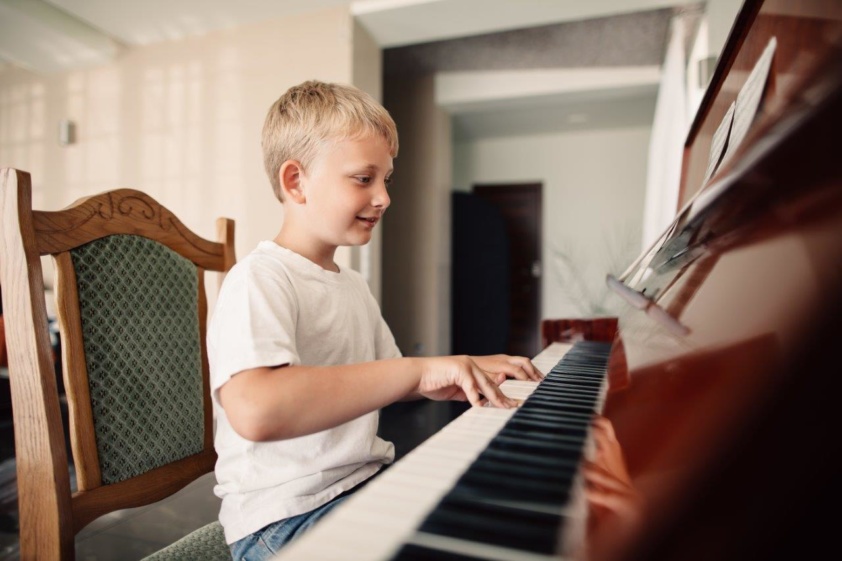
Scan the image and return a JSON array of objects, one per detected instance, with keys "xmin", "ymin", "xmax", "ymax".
[{"xmin": 641, "ymin": 14, "xmax": 691, "ymax": 249}]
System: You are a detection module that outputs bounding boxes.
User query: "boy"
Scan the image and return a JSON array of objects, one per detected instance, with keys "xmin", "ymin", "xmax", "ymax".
[{"xmin": 207, "ymin": 80, "xmax": 541, "ymax": 560}]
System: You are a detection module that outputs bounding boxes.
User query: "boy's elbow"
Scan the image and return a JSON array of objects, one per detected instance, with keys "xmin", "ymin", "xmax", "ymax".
[
  {"xmin": 227, "ymin": 411, "xmax": 291, "ymax": 442},
  {"xmin": 228, "ymin": 415, "xmax": 266, "ymax": 442},
  {"xmin": 219, "ymin": 370, "xmax": 291, "ymax": 441}
]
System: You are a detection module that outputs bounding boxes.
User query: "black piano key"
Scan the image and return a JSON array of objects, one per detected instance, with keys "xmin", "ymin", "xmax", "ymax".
[
  {"xmin": 536, "ymin": 378, "xmax": 601, "ymax": 388},
  {"xmin": 450, "ymin": 470, "xmax": 573, "ymax": 510},
  {"xmin": 487, "ymin": 437, "xmax": 583, "ymax": 460},
  {"xmin": 496, "ymin": 428, "xmax": 587, "ymax": 449},
  {"xmin": 524, "ymin": 395, "xmax": 597, "ymax": 409},
  {"xmin": 467, "ymin": 458, "xmax": 574, "ymax": 487},
  {"xmin": 534, "ymin": 381, "xmax": 600, "ymax": 393},
  {"xmin": 518, "ymin": 407, "xmax": 595, "ymax": 420},
  {"xmin": 420, "ymin": 496, "xmax": 564, "ymax": 554},
  {"xmin": 474, "ymin": 446, "xmax": 580, "ymax": 473},
  {"xmin": 535, "ymin": 378, "xmax": 599, "ymax": 396},
  {"xmin": 513, "ymin": 406, "xmax": 593, "ymax": 421},
  {"xmin": 493, "ymin": 433, "xmax": 585, "ymax": 451},
  {"xmin": 477, "ymin": 447, "xmax": 576, "ymax": 471},
  {"xmin": 458, "ymin": 466, "xmax": 572, "ymax": 497},
  {"xmin": 502, "ymin": 418, "xmax": 588, "ymax": 436}
]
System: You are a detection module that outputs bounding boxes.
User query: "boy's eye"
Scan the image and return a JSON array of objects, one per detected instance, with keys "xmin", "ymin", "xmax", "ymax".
[
  {"xmin": 356, "ymin": 176, "xmax": 371, "ymax": 184},
  {"xmin": 385, "ymin": 176, "xmax": 393, "ymax": 186}
]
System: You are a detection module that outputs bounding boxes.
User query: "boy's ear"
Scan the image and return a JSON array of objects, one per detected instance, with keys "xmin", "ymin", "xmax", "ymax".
[{"xmin": 279, "ymin": 160, "xmax": 306, "ymax": 204}]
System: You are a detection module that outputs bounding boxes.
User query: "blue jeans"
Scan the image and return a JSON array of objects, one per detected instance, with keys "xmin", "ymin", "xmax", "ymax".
[{"xmin": 228, "ymin": 493, "xmax": 352, "ymax": 561}]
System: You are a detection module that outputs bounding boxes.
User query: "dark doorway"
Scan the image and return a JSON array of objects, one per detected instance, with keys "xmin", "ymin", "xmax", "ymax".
[
  {"xmin": 451, "ymin": 184, "xmax": 542, "ymax": 359},
  {"xmin": 474, "ymin": 183, "xmax": 542, "ymax": 358},
  {"xmin": 451, "ymin": 192, "xmax": 510, "ymax": 356}
]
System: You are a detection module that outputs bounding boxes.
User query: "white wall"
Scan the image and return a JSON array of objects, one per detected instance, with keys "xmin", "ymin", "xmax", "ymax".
[
  {"xmin": 381, "ymin": 75, "xmax": 452, "ymax": 356},
  {"xmin": 0, "ymin": 5, "xmax": 367, "ymax": 300},
  {"xmin": 706, "ymin": 0, "xmax": 744, "ymax": 59},
  {"xmin": 453, "ymin": 125, "xmax": 651, "ymax": 320},
  {"xmin": 352, "ymin": 20, "xmax": 385, "ymax": 301}
]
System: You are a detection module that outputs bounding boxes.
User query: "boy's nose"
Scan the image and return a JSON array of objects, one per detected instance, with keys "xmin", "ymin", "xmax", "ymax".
[{"xmin": 372, "ymin": 182, "xmax": 390, "ymax": 209}]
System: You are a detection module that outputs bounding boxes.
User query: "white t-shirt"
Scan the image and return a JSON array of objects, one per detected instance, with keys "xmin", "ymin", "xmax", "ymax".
[{"xmin": 207, "ymin": 241, "xmax": 401, "ymax": 544}]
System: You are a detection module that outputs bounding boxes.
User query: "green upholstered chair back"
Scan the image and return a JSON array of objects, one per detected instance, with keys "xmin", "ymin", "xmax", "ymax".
[{"xmin": 70, "ymin": 235, "xmax": 205, "ymax": 485}]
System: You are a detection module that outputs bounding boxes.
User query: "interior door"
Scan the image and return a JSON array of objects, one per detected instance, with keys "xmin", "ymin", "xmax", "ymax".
[{"xmin": 474, "ymin": 183, "xmax": 542, "ymax": 358}]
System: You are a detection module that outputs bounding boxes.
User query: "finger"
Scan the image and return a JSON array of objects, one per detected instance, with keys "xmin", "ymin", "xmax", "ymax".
[
  {"xmin": 491, "ymin": 360, "xmax": 534, "ymax": 382},
  {"xmin": 475, "ymin": 369, "xmax": 516, "ymax": 409},
  {"xmin": 514, "ymin": 357, "xmax": 543, "ymax": 381},
  {"xmin": 462, "ymin": 380, "xmax": 484, "ymax": 408},
  {"xmin": 507, "ymin": 356, "xmax": 543, "ymax": 381}
]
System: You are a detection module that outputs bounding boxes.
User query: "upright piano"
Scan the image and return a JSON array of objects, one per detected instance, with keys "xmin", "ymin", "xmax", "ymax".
[{"xmin": 275, "ymin": 1, "xmax": 842, "ymax": 559}]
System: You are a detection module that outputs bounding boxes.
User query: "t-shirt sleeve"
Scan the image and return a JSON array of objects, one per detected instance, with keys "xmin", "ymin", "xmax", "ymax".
[
  {"xmin": 375, "ymin": 314, "xmax": 402, "ymax": 360},
  {"xmin": 365, "ymin": 288, "xmax": 401, "ymax": 360},
  {"xmin": 207, "ymin": 263, "xmax": 300, "ymax": 401}
]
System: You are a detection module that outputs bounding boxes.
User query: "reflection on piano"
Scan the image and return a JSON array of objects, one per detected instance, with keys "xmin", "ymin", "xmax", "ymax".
[{"xmin": 276, "ymin": 1, "xmax": 842, "ymax": 559}]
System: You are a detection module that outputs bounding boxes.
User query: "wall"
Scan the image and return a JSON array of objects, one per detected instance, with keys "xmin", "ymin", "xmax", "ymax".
[
  {"xmin": 351, "ymin": 20, "xmax": 385, "ymax": 301},
  {"xmin": 382, "ymin": 75, "xmax": 452, "ymax": 356},
  {"xmin": 0, "ymin": 5, "xmax": 366, "ymax": 301},
  {"xmin": 705, "ymin": 0, "xmax": 744, "ymax": 59},
  {"xmin": 453, "ymin": 124, "xmax": 651, "ymax": 321}
]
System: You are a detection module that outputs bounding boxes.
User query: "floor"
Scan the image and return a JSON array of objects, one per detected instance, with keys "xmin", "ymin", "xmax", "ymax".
[{"xmin": 0, "ymin": 388, "xmax": 463, "ymax": 561}]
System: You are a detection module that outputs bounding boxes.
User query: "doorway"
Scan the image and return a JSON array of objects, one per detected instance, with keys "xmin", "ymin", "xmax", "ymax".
[{"xmin": 451, "ymin": 183, "xmax": 542, "ymax": 359}]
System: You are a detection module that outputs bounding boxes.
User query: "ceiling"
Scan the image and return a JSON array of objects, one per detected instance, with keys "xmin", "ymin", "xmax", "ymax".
[
  {"xmin": 0, "ymin": 0, "xmax": 701, "ymax": 140},
  {"xmin": 0, "ymin": 0, "xmax": 697, "ymax": 75}
]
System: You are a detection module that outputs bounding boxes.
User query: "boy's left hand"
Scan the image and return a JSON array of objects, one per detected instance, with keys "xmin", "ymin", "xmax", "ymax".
[{"xmin": 469, "ymin": 354, "xmax": 543, "ymax": 383}]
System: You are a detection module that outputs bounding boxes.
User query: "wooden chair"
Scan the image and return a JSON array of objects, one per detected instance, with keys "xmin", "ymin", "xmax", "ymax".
[{"xmin": 0, "ymin": 168, "xmax": 235, "ymax": 560}]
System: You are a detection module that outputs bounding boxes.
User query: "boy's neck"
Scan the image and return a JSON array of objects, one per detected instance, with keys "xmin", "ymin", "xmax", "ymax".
[{"xmin": 273, "ymin": 230, "xmax": 340, "ymax": 273}]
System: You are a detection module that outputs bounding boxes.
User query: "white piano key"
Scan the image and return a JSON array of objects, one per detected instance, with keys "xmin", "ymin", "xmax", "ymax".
[{"xmin": 531, "ymin": 342, "xmax": 574, "ymax": 374}]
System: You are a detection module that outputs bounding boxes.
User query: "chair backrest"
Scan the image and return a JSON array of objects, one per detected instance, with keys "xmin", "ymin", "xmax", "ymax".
[{"xmin": 0, "ymin": 168, "xmax": 235, "ymax": 560}]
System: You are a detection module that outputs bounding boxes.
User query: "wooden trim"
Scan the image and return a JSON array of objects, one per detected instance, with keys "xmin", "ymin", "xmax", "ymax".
[
  {"xmin": 71, "ymin": 449, "xmax": 216, "ymax": 534},
  {"xmin": 32, "ymin": 189, "xmax": 228, "ymax": 271},
  {"xmin": 197, "ymin": 268, "xmax": 215, "ymax": 452},
  {"xmin": 0, "ymin": 169, "xmax": 74, "ymax": 560},
  {"xmin": 54, "ymin": 251, "xmax": 102, "ymax": 491},
  {"xmin": 216, "ymin": 217, "xmax": 236, "ymax": 275}
]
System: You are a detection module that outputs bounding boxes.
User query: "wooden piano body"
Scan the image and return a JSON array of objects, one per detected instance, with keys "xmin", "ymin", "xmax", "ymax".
[
  {"xmin": 592, "ymin": 1, "xmax": 842, "ymax": 559},
  {"xmin": 275, "ymin": 1, "xmax": 842, "ymax": 559}
]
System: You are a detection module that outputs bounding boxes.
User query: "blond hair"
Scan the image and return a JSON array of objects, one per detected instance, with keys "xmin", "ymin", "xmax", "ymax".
[{"xmin": 261, "ymin": 80, "xmax": 399, "ymax": 201}]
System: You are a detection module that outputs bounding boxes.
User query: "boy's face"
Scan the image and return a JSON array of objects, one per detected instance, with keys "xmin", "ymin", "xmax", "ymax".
[{"xmin": 296, "ymin": 134, "xmax": 393, "ymax": 253}]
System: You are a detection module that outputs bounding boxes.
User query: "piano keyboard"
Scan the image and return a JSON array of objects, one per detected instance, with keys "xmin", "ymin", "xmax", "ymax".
[{"xmin": 274, "ymin": 341, "xmax": 611, "ymax": 561}]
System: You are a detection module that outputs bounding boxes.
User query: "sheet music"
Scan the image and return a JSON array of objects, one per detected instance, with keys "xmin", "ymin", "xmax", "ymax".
[
  {"xmin": 702, "ymin": 100, "xmax": 735, "ymax": 185},
  {"xmin": 720, "ymin": 36, "xmax": 777, "ymax": 166},
  {"xmin": 666, "ymin": 37, "xmax": 777, "ymax": 230}
]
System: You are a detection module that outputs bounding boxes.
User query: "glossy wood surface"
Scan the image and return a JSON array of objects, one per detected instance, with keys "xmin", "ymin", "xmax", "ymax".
[
  {"xmin": 540, "ymin": 317, "xmax": 618, "ymax": 348},
  {"xmin": 578, "ymin": 2, "xmax": 842, "ymax": 559}
]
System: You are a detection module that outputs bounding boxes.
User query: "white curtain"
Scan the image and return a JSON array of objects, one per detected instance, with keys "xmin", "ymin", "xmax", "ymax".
[{"xmin": 641, "ymin": 15, "xmax": 689, "ymax": 249}]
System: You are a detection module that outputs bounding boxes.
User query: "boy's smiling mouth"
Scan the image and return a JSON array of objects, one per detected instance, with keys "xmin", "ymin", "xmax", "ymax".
[{"xmin": 356, "ymin": 215, "xmax": 380, "ymax": 227}]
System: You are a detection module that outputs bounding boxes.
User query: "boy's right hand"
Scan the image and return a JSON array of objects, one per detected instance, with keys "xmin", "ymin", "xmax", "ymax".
[{"xmin": 415, "ymin": 355, "xmax": 518, "ymax": 409}]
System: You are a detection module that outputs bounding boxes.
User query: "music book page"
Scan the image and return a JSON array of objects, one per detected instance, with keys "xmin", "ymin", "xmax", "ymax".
[
  {"xmin": 702, "ymin": 100, "xmax": 736, "ymax": 185},
  {"xmin": 721, "ymin": 36, "xmax": 777, "ymax": 165}
]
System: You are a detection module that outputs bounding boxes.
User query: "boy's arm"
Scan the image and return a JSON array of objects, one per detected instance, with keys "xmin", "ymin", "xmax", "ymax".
[{"xmin": 218, "ymin": 355, "xmax": 533, "ymax": 442}]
